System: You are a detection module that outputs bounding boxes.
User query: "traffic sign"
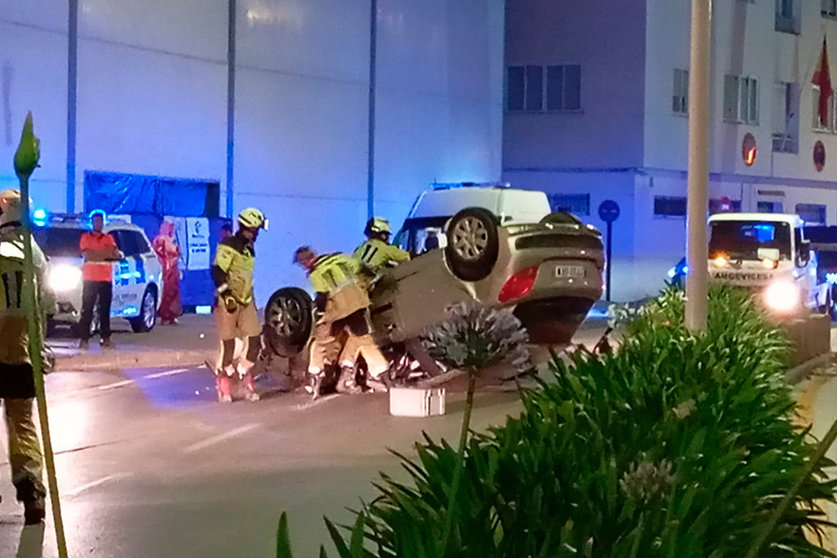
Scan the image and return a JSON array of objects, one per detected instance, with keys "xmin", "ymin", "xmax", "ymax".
[{"xmin": 598, "ymin": 200, "xmax": 620, "ymax": 223}]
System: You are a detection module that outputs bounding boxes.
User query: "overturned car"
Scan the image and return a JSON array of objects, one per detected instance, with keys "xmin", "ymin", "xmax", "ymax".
[{"xmin": 263, "ymin": 186, "xmax": 605, "ymax": 382}]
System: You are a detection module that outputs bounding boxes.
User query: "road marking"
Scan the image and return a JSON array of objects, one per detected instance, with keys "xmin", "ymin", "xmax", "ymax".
[
  {"xmin": 183, "ymin": 423, "xmax": 260, "ymax": 454},
  {"xmin": 96, "ymin": 379, "xmax": 134, "ymax": 391},
  {"xmin": 142, "ymin": 367, "xmax": 191, "ymax": 379},
  {"xmin": 295, "ymin": 394, "xmax": 339, "ymax": 411},
  {"xmin": 65, "ymin": 473, "xmax": 133, "ymax": 497}
]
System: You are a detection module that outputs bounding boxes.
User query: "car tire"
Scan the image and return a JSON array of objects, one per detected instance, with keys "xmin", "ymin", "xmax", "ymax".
[
  {"xmin": 444, "ymin": 207, "xmax": 499, "ymax": 282},
  {"xmin": 130, "ymin": 287, "xmax": 157, "ymax": 333},
  {"xmin": 264, "ymin": 287, "xmax": 314, "ymax": 355}
]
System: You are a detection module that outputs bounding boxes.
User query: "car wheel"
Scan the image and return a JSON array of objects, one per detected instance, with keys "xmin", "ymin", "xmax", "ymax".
[
  {"xmin": 264, "ymin": 287, "xmax": 314, "ymax": 355},
  {"xmin": 444, "ymin": 207, "xmax": 499, "ymax": 281},
  {"xmin": 130, "ymin": 288, "xmax": 157, "ymax": 333}
]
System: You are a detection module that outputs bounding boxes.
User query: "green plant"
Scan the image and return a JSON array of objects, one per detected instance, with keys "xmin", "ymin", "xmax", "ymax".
[
  {"xmin": 420, "ymin": 302, "xmax": 530, "ymax": 553},
  {"xmin": 277, "ymin": 286, "xmax": 837, "ymax": 557}
]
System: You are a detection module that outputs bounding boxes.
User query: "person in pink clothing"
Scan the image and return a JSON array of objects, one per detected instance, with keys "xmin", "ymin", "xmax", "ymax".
[{"xmin": 153, "ymin": 221, "xmax": 182, "ymax": 325}]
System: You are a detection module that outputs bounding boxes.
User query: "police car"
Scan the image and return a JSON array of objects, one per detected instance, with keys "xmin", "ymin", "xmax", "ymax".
[{"xmin": 34, "ymin": 213, "xmax": 162, "ymax": 335}]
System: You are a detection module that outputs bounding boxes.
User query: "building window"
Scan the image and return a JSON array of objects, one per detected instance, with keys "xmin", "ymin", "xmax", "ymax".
[
  {"xmin": 525, "ymin": 65, "xmax": 543, "ymax": 111},
  {"xmin": 654, "ymin": 196, "xmax": 687, "ymax": 218},
  {"xmin": 812, "ymin": 85, "xmax": 837, "ymax": 131},
  {"xmin": 724, "ymin": 75, "xmax": 759, "ymax": 124},
  {"xmin": 672, "ymin": 69, "xmax": 689, "ymax": 115},
  {"xmin": 775, "ymin": 0, "xmax": 799, "ymax": 34},
  {"xmin": 796, "ymin": 203, "xmax": 827, "ymax": 224},
  {"xmin": 547, "ymin": 65, "xmax": 582, "ymax": 111},
  {"xmin": 823, "ymin": 0, "xmax": 837, "ymax": 18},
  {"xmin": 507, "ymin": 65, "xmax": 544, "ymax": 112},
  {"xmin": 548, "ymin": 193, "xmax": 590, "ymax": 216},
  {"xmin": 507, "ymin": 66, "xmax": 525, "ymax": 111},
  {"xmin": 709, "ymin": 198, "xmax": 743, "ymax": 214},
  {"xmin": 773, "ymin": 82, "xmax": 799, "ymax": 152},
  {"xmin": 757, "ymin": 201, "xmax": 784, "ymax": 213}
]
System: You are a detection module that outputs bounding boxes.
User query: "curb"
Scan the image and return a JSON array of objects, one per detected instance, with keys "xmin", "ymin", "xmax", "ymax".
[
  {"xmin": 54, "ymin": 349, "xmax": 215, "ymax": 371},
  {"xmin": 786, "ymin": 353, "xmax": 834, "ymax": 385}
]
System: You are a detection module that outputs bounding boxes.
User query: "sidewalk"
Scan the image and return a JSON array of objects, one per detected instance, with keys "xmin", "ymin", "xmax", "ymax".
[{"xmin": 50, "ymin": 314, "xmax": 217, "ymax": 371}]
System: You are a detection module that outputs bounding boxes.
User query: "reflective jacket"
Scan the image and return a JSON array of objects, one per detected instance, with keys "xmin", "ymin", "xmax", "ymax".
[
  {"xmin": 212, "ymin": 232, "xmax": 256, "ymax": 305},
  {"xmin": 0, "ymin": 223, "xmax": 51, "ymax": 365},
  {"xmin": 308, "ymin": 253, "xmax": 369, "ymax": 321},
  {"xmin": 352, "ymin": 239, "xmax": 410, "ymax": 275}
]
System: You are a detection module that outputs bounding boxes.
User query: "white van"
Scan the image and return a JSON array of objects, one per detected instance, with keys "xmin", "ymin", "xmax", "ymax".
[{"xmin": 395, "ymin": 183, "xmax": 552, "ymax": 253}]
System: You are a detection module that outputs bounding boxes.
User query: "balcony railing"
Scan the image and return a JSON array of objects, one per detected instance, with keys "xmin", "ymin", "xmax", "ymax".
[{"xmin": 772, "ymin": 133, "xmax": 799, "ymax": 153}]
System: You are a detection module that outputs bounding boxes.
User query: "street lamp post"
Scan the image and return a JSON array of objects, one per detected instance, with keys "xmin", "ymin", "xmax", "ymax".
[{"xmin": 686, "ymin": 0, "xmax": 712, "ymax": 332}]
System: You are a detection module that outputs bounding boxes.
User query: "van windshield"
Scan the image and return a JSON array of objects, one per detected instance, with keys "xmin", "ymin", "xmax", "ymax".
[
  {"xmin": 709, "ymin": 221, "xmax": 791, "ymax": 260},
  {"xmin": 395, "ymin": 217, "xmax": 450, "ymax": 255}
]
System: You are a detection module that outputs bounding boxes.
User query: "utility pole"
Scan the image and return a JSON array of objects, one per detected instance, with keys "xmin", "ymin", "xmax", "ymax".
[{"xmin": 685, "ymin": 0, "xmax": 712, "ymax": 332}]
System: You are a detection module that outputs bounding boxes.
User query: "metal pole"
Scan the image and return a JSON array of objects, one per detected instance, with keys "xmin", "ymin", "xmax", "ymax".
[
  {"xmin": 66, "ymin": 0, "xmax": 78, "ymax": 212},
  {"xmin": 366, "ymin": 0, "xmax": 377, "ymax": 219},
  {"xmin": 606, "ymin": 221, "xmax": 612, "ymax": 302},
  {"xmin": 685, "ymin": 0, "xmax": 712, "ymax": 332},
  {"xmin": 225, "ymin": 0, "xmax": 236, "ymax": 219}
]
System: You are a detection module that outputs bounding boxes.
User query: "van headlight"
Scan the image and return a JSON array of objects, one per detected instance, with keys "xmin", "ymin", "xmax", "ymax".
[
  {"xmin": 764, "ymin": 282, "xmax": 799, "ymax": 313},
  {"xmin": 49, "ymin": 265, "xmax": 82, "ymax": 293}
]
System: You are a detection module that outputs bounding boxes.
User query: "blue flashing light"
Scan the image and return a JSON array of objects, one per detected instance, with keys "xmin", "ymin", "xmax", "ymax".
[
  {"xmin": 121, "ymin": 305, "xmax": 138, "ymax": 316},
  {"xmin": 33, "ymin": 209, "xmax": 47, "ymax": 220},
  {"xmin": 195, "ymin": 305, "xmax": 212, "ymax": 315}
]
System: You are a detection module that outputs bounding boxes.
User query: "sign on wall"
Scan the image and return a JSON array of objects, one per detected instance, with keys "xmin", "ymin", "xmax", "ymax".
[{"xmin": 186, "ymin": 217, "xmax": 210, "ymax": 270}]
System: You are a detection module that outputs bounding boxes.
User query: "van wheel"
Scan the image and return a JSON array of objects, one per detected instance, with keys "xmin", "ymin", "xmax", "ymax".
[
  {"xmin": 130, "ymin": 288, "xmax": 157, "ymax": 332},
  {"xmin": 264, "ymin": 287, "xmax": 314, "ymax": 355},
  {"xmin": 445, "ymin": 207, "xmax": 499, "ymax": 281}
]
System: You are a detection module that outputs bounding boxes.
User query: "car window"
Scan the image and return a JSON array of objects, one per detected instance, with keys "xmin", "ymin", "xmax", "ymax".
[
  {"xmin": 110, "ymin": 230, "xmax": 135, "ymax": 257},
  {"xmin": 399, "ymin": 217, "xmax": 450, "ymax": 254},
  {"xmin": 130, "ymin": 231, "xmax": 151, "ymax": 255},
  {"xmin": 33, "ymin": 227, "xmax": 85, "ymax": 258}
]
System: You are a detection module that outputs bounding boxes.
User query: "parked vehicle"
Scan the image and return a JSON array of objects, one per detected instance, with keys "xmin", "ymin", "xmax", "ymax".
[
  {"xmin": 263, "ymin": 184, "xmax": 605, "ymax": 383},
  {"xmin": 36, "ymin": 213, "xmax": 162, "ymax": 335}
]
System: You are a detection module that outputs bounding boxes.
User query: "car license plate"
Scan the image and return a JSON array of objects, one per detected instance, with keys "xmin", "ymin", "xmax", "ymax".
[{"xmin": 555, "ymin": 265, "xmax": 585, "ymax": 279}]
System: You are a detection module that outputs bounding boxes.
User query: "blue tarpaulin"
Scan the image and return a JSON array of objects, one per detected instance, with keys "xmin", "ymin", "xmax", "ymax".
[{"xmin": 83, "ymin": 171, "xmax": 222, "ymax": 307}]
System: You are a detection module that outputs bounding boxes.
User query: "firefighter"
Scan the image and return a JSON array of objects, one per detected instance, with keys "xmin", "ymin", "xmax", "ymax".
[
  {"xmin": 294, "ymin": 246, "xmax": 389, "ymax": 398},
  {"xmin": 0, "ymin": 189, "xmax": 52, "ymax": 524},
  {"xmin": 211, "ymin": 208, "xmax": 266, "ymax": 403},
  {"xmin": 353, "ymin": 217, "xmax": 410, "ymax": 276}
]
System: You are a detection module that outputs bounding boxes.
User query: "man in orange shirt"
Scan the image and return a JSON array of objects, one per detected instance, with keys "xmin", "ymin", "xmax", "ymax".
[{"xmin": 78, "ymin": 210, "xmax": 120, "ymax": 349}]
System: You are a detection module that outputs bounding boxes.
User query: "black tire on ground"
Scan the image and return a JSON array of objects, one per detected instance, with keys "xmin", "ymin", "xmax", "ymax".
[
  {"xmin": 444, "ymin": 207, "xmax": 500, "ymax": 282},
  {"xmin": 263, "ymin": 287, "xmax": 314, "ymax": 355},
  {"xmin": 130, "ymin": 287, "xmax": 157, "ymax": 333},
  {"xmin": 540, "ymin": 211, "xmax": 583, "ymax": 226}
]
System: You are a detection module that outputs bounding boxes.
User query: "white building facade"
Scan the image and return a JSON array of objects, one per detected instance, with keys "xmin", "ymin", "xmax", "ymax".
[
  {"xmin": 1, "ymin": 0, "xmax": 504, "ymax": 304},
  {"xmin": 504, "ymin": 0, "xmax": 837, "ymax": 301}
]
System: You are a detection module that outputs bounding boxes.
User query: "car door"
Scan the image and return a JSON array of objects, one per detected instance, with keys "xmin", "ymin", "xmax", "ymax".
[
  {"xmin": 129, "ymin": 230, "xmax": 157, "ymax": 301},
  {"xmin": 110, "ymin": 230, "xmax": 140, "ymax": 317}
]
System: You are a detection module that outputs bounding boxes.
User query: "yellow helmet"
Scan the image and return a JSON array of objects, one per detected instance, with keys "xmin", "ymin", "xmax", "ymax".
[
  {"xmin": 365, "ymin": 217, "xmax": 391, "ymax": 236},
  {"xmin": 238, "ymin": 207, "xmax": 266, "ymax": 229}
]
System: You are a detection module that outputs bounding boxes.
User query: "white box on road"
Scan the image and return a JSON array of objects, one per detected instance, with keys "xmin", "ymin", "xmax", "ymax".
[{"xmin": 389, "ymin": 387, "xmax": 446, "ymax": 417}]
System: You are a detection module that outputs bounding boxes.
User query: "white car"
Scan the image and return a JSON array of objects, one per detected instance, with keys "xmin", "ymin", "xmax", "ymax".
[{"xmin": 34, "ymin": 214, "xmax": 163, "ymax": 335}]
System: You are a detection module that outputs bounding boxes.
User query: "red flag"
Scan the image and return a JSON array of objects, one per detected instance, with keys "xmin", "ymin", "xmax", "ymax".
[{"xmin": 813, "ymin": 38, "xmax": 833, "ymax": 127}]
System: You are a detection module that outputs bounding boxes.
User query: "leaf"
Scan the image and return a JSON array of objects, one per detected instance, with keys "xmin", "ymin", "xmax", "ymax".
[{"xmin": 276, "ymin": 512, "xmax": 294, "ymax": 558}]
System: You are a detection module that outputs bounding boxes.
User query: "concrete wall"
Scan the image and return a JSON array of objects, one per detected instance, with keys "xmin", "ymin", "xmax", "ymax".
[
  {"xmin": 1, "ymin": 0, "xmax": 504, "ymax": 305},
  {"xmin": 0, "ymin": 0, "xmax": 69, "ymax": 208},
  {"xmin": 503, "ymin": 0, "xmax": 647, "ymax": 170}
]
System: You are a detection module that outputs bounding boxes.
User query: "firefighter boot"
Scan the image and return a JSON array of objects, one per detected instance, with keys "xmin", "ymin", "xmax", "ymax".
[
  {"xmin": 242, "ymin": 373, "xmax": 260, "ymax": 402},
  {"xmin": 305, "ymin": 373, "xmax": 323, "ymax": 400},
  {"xmin": 216, "ymin": 375, "xmax": 232, "ymax": 403},
  {"xmin": 336, "ymin": 366, "xmax": 361, "ymax": 394},
  {"xmin": 23, "ymin": 498, "xmax": 46, "ymax": 525}
]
